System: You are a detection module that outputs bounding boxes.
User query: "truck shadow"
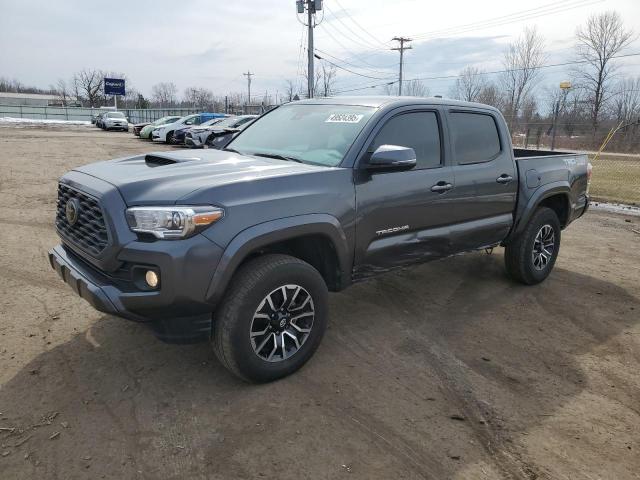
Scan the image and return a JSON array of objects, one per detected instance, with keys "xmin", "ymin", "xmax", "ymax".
[{"xmin": 1, "ymin": 253, "xmax": 639, "ymax": 479}]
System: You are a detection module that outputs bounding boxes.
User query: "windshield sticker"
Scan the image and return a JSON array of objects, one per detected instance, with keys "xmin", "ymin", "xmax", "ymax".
[{"xmin": 325, "ymin": 113, "xmax": 364, "ymax": 123}]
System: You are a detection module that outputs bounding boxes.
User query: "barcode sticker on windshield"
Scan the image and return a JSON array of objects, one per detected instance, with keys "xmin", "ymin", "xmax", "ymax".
[{"xmin": 325, "ymin": 113, "xmax": 364, "ymax": 123}]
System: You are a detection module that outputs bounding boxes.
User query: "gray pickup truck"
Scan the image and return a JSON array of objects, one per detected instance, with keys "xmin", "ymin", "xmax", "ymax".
[{"xmin": 49, "ymin": 96, "xmax": 590, "ymax": 382}]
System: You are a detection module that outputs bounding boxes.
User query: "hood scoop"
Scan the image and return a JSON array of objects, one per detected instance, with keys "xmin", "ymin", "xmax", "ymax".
[{"xmin": 144, "ymin": 153, "xmax": 202, "ymax": 167}]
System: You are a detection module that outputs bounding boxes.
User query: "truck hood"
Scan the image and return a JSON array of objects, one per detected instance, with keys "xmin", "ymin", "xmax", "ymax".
[{"xmin": 73, "ymin": 149, "xmax": 329, "ymax": 205}]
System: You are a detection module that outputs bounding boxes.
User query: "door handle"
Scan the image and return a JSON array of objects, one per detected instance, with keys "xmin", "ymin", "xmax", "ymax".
[
  {"xmin": 496, "ymin": 174, "xmax": 513, "ymax": 184},
  {"xmin": 431, "ymin": 181, "xmax": 453, "ymax": 193}
]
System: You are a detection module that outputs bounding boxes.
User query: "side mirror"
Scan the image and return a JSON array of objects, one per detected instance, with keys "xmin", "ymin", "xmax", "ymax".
[{"xmin": 366, "ymin": 144, "xmax": 417, "ymax": 171}]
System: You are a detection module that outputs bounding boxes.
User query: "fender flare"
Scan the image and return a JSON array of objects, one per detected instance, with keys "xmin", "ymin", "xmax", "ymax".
[
  {"xmin": 507, "ymin": 181, "xmax": 571, "ymax": 241},
  {"xmin": 205, "ymin": 214, "xmax": 351, "ymax": 306}
]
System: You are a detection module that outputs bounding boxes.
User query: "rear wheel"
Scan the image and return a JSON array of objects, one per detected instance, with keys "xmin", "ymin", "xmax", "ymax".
[
  {"xmin": 212, "ymin": 254, "xmax": 328, "ymax": 383},
  {"xmin": 504, "ymin": 207, "xmax": 561, "ymax": 285}
]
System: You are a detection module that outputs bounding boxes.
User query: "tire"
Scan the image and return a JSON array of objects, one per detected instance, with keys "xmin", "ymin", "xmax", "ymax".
[
  {"xmin": 212, "ymin": 254, "xmax": 329, "ymax": 383},
  {"xmin": 504, "ymin": 207, "xmax": 561, "ymax": 285},
  {"xmin": 166, "ymin": 131, "xmax": 173, "ymax": 144}
]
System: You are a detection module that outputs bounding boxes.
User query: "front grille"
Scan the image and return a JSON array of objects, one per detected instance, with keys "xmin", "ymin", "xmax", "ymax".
[{"xmin": 56, "ymin": 184, "xmax": 109, "ymax": 256}]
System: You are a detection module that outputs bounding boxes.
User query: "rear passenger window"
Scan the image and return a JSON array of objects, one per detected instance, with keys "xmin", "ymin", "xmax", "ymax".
[
  {"xmin": 369, "ymin": 111, "xmax": 441, "ymax": 169},
  {"xmin": 450, "ymin": 112, "xmax": 501, "ymax": 164}
]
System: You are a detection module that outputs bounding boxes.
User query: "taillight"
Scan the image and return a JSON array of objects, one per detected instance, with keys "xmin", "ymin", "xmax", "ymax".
[{"xmin": 587, "ymin": 162, "xmax": 593, "ymax": 192}]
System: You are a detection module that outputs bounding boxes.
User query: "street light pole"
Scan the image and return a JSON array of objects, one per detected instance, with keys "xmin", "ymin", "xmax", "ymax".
[{"xmin": 551, "ymin": 81, "xmax": 572, "ymax": 151}]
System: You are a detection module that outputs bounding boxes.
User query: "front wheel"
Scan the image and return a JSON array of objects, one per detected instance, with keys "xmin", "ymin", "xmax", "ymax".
[
  {"xmin": 504, "ymin": 206, "xmax": 561, "ymax": 285},
  {"xmin": 213, "ymin": 254, "xmax": 328, "ymax": 383},
  {"xmin": 165, "ymin": 131, "xmax": 173, "ymax": 144}
]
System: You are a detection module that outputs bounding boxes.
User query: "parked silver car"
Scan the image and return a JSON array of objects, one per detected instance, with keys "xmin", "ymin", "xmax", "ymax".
[
  {"xmin": 185, "ymin": 115, "xmax": 257, "ymax": 148},
  {"xmin": 101, "ymin": 112, "xmax": 129, "ymax": 131}
]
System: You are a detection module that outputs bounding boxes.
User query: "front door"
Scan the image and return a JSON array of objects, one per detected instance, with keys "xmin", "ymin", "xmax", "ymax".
[{"xmin": 353, "ymin": 108, "xmax": 456, "ymax": 279}]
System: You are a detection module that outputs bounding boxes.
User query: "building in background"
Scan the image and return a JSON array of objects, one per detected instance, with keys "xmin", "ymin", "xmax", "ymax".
[{"xmin": 0, "ymin": 92, "xmax": 80, "ymax": 107}]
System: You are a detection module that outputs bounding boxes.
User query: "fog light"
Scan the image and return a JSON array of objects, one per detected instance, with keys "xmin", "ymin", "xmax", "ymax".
[{"xmin": 145, "ymin": 270, "xmax": 159, "ymax": 288}]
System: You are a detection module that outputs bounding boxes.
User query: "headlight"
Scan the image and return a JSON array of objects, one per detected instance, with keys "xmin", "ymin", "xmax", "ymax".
[{"xmin": 126, "ymin": 206, "xmax": 224, "ymax": 239}]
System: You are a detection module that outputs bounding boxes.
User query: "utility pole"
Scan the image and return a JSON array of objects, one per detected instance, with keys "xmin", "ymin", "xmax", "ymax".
[
  {"xmin": 297, "ymin": 0, "xmax": 323, "ymax": 98},
  {"xmin": 391, "ymin": 37, "xmax": 412, "ymax": 96},
  {"xmin": 243, "ymin": 71, "xmax": 253, "ymax": 107}
]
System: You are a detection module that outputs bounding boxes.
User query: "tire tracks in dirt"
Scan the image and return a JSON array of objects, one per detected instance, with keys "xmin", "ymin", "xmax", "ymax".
[{"xmin": 349, "ymin": 275, "xmax": 545, "ymax": 480}]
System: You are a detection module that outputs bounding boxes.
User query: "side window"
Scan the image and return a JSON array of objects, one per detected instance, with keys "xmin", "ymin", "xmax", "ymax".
[
  {"xmin": 184, "ymin": 117, "xmax": 197, "ymax": 125},
  {"xmin": 450, "ymin": 112, "xmax": 501, "ymax": 164},
  {"xmin": 369, "ymin": 111, "xmax": 441, "ymax": 169}
]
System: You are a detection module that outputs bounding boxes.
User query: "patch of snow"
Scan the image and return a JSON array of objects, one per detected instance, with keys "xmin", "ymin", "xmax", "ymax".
[
  {"xmin": 591, "ymin": 201, "xmax": 640, "ymax": 217},
  {"xmin": 0, "ymin": 116, "xmax": 90, "ymax": 126}
]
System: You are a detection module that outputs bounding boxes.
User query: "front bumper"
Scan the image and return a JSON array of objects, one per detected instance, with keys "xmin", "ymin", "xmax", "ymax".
[
  {"xmin": 50, "ymin": 171, "xmax": 229, "ymax": 342},
  {"xmin": 49, "ymin": 244, "xmax": 118, "ymax": 315},
  {"xmin": 105, "ymin": 122, "xmax": 128, "ymax": 130},
  {"xmin": 185, "ymin": 135, "xmax": 204, "ymax": 148},
  {"xmin": 49, "ymin": 227, "xmax": 224, "ymax": 343}
]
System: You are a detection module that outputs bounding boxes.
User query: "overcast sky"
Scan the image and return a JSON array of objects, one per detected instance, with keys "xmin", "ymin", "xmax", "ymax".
[{"xmin": 1, "ymin": 0, "xmax": 639, "ymax": 102}]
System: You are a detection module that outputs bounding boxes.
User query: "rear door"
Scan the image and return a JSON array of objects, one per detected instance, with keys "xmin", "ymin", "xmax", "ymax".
[
  {"xmin": 444, "ymin": 109, "xmax": 517, "ymax": 251},
  {"xmin": 353, "ymin": 107, "xmax": 456, "ymax": 278}
]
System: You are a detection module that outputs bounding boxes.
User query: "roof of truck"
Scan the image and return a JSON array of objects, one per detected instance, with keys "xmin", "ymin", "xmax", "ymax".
[{"xmin": 293, "ymin": 95, "xmax": 499, "ymax": 112}]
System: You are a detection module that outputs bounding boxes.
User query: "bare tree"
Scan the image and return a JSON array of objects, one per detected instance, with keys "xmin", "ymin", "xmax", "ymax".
[
  {"xmin": 476, "ymin": 83, "xmax": 503, "ymax": 109},
  {"xmin": 382, "ymin": 83, "xmax": 397, "ymax": 95},
  {"xmin": 54, "ymin": 79, "xmax": 71, "ymax": 106},
  {"xmin": 284, "ymin": 80, "xmax": 297, "ymax": 102},
  {"xmin": 574, "ymin": 11, "xmax": 635, "ymax": 133},
  {"xmin": 561, "ymin": 88, "xmax": 587, "ymax": 137},
  {"xmin": 73, "ymin": 69, "xmax": 105, "ymax": 107},
  {"xmin": 320, "ymin": 64, "xmax": 337, "ymax": 97},
  {"xmin": 183, "ymin": 87, "xmax": 214, "ymax": 109},
  {"xmin": 500, "ymin": 27, "xmax": 546, "ymax": 130},
  {"xmin": 452, "ymin": 66, "xmax": 487, "ymax": 102},
  {"xmin": 303, "ymin": 70, "xmax": 321, "ymax": 98},
  {"xmin": 611, "ymin": 77, "xmax": 640, "ymax": 124},
  {"xmin": 403, "ymin": 79, "xmax": 429, "ymax": 97},
  {"xmin": 151, "ymin": 82, "xmax": 177, "ymax": 107}
]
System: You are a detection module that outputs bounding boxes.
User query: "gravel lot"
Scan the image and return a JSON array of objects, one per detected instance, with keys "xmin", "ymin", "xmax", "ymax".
[{"xmin": 0, "ymin": 125, "xmax": 639, "ymax": 480}]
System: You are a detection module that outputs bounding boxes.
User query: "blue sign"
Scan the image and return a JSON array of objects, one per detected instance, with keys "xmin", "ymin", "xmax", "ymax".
[{"xmin": 104, "ymin": 78, "xmax": 125, "ymax": 96}]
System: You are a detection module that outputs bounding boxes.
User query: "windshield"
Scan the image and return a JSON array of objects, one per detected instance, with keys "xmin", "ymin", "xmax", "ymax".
[
  {"xmin": 228, "ymin": 104, "xmax": 375, "ymax": 166},
  {"xmin": 107, "ymin": 112, "xmax": 125, "ymax": 118},
  {"xmin": 212, "ymin": 116, "xmax": 248, "ymax": 129},
  {"xmin": 154, "ymin": 116, "xmax": 179, "ymax": 125},
  {"xmin": 200, "ymin": 117, "xmax": 224, "ymax": 127}
]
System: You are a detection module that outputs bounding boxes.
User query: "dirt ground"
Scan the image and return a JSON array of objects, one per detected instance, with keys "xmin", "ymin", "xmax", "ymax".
[{"xmin": 0, "ymin": 124, "xmax": 639, "ymax": 480}]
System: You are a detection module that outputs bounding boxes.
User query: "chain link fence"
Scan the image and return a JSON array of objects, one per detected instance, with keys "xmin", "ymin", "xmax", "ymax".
[
  {"xmin": 511, "ymin": 123, "xmax": 640, "ymax": 206},
  {"xmin": 0, "ymin": 103, "xmax": 275, "ymax": 124}
]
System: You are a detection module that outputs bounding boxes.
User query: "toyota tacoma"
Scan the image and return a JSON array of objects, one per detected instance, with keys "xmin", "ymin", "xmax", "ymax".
[{"xmin": 49, "ymin": 97, "xmax": 590, "ymax": 382}]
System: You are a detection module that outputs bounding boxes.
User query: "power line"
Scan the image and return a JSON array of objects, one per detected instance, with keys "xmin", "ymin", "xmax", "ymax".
[
  {"xmin": 318, "ymin": 15, "xmax": 390, "ymax": 68},
  {"xmin": 409, "ymin": 0, "xmax": 600, "ymax": 40},
  {"xmin": 324, "ymin": 3, "xmax": 387, "ymax": 51},
  {"xmin": 314, "ymin": 53, "xmax": 395, "ymax": 80},
  {"xmin": 329, "ymin": 52, "xmax": 640, "ymax": 95},
  {"xmin": 332, "ymin": 80, "xmax": 396, "ymax": 95},
  {"xmin": 314, "ymin": 48, "xmax": 396, "ymax": 76},
  {"xmin": 318, "ymin": 0, "xmax": 599, "ymax": 69},
  {"xmin": 331, "ymin": 0, "xmax": 391, "ymax": 48},
  {"xmin": 406, "ymin": 52, "xmax": 640, "ymax": 83}
]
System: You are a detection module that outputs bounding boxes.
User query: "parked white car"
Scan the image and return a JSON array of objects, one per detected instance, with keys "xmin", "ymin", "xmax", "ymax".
[
  {"xmin": 101, "ymin": 112, "xmax": 129, "ymax": 131},
  {"xmin": 151, "ymin": 114, "xmax": 216, "ymax": 143},
  {"xmin": 185, "ymin": 115, "xmax": 258, "ymax": 148}
]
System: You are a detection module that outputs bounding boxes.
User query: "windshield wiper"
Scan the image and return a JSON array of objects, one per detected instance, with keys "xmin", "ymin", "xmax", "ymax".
[{"xmin": 251, "ymin": 152, "xmax": 304, "ymax": 163}]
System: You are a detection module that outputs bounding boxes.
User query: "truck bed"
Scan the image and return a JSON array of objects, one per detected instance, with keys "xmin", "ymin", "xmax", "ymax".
[{"xmin": 511, "ymin": 148, "xmax": 590, "ymax": 234}]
